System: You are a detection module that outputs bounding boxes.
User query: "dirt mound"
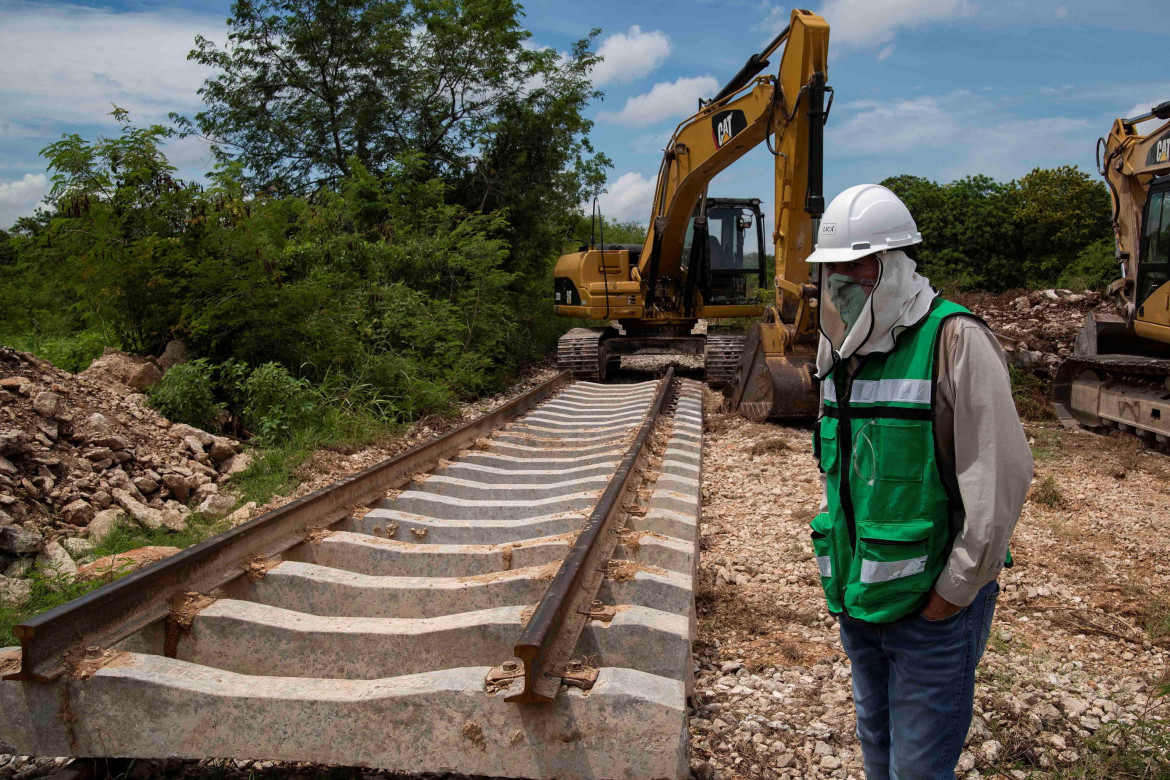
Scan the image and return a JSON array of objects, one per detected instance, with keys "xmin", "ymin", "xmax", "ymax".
[
  {"xmin": 0, "ymin": 346, "xmax": 246, "ymax": 595},
  {"xmin": 957, "ymin": 288, "xmax": 1114, "ymax": 378}
]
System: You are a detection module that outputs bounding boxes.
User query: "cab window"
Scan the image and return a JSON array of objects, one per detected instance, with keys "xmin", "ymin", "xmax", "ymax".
[{"xmin": 1139, "ymin": 189, "xmax": 1170, "ymax": 305}]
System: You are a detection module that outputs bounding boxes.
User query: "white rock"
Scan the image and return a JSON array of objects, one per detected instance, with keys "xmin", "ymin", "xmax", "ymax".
[
  {"xmin": 88, "ymin": 509, "xmax": 126, "ymax": 544},
  {"xmin": 113, "ymin": 488, "xmax": 164, "ymax": 531},
  {"xmin": 36, "ymin": 540, "xmax": 78, "ymax": 589},
  {"xmin": 0, "ymin": 574, "xmax": 31, "ymax": 608},
  {"xmin": 197, "ymin": 493, "xmax": 236, "ymax": 520}
]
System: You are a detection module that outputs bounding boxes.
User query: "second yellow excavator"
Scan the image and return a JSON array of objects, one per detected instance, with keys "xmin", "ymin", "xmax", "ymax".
[
  {"xmin": 553, "ymin": 9, "xmax": 830, "ymax": 420},
  {"xmin": 1053, "ymin": 100, "xmax": 1170, "ymax": 447}
]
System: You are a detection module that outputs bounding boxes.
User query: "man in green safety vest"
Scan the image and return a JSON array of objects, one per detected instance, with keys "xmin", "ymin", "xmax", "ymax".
[{"xmin": 807, "ymin": 184, "xmax": 1033, "ymax": 780}]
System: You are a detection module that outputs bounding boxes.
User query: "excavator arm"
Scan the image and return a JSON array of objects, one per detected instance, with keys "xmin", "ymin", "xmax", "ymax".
[{"xmin": 640, "ymin": 8, "xmax": 830, "ymax": 331}]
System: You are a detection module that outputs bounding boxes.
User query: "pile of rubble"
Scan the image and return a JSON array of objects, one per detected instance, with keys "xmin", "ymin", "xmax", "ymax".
[
  {"xmin": 960, "ymin": 288, "xmax": 1115, "ymax": 378},
  {"xmin": 0, "ymin": 346, "xmax": 252, "ymax": 609}
]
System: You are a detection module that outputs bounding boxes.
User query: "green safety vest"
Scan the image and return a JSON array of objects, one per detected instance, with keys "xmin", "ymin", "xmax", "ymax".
[{"xmin": 812, "ymin": 296, "xmax": 973, "ymax": 624}]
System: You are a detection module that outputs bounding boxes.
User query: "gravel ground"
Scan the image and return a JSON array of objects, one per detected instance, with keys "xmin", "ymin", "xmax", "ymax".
[{"xmin": 689, "ymin": 387, "xmax": 1170, "ymax": 780}]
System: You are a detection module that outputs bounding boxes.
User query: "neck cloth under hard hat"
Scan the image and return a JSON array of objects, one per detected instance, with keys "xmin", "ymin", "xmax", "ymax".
[{"xmin": 815, "ymin": 250, "xmax": 937, "ymax": 380}]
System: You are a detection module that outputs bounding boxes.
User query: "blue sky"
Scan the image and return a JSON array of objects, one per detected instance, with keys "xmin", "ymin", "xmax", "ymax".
[{"xmin": 0, "ymin": 0, "xmax": 1167, "ymax": 228}]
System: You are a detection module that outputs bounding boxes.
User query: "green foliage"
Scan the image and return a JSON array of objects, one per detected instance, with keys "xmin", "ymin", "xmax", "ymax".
[
  {"xmin": 4, "ymin": 329, "xmax": 114, "ymax": 373},
  {"xmin": 242, "ymin": 363, "xmax": 319, "ymax": 444},
  {"xmin": 1059, "ymin": 237, "xmax": 1119, "ymax": 291},
  {"xmin": 148, "ymin": 358, "xmax": 221, "ymax": 430},
  {"xmin": 881, "ymin": 167, "xmax": 1114, "ymax": 293}
]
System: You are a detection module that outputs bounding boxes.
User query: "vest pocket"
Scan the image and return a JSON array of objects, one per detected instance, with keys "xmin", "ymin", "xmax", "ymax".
[
  {"xmin": 810, "ymin": 512, "xmax": 843, "ymax": 613},
  {"xmin": 853, "ymin": 518, "xmax": 934, "ymax": 607},
  {"xmin": 817, "ymin": 417, "xmax": 839, "ymax": 474},
  {"xmin": 852, "ymin": 419, "xmax": 928, "ymax": 483}
]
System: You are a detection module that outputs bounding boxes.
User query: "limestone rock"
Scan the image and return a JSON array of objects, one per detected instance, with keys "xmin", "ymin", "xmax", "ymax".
[
  {"xmin": 36, "ymin": 540, "xmax": 78, "ymax": 589},
  {"xmin": 82, "ymin": 413, "xmax": 114, "ymax": 440},
  {"xmin": 33, "ymin": 390, "xmax": 61, "ymax": 418},
  {"xmin": 62, "ymin": 536, "xmax": 96, "ymax": 559},
  {"xmin": 221, "ymin": 452, "xmax": 253, "ymax": 476},
  {"xmin": 4, "ymin": 557, "xmax": 32, "ymax": 578},
  {"xmin": 208, "ymin": 437, "xmax": 236, "ymax": 462},
  {"xmin": 113, "ymin": 488, "xmax": 164, "ymax": 531},
  {"xmin": 0, "ymin": 574, "xmax": 31, "ymax": 608},
  {"xmin": 170, "ymin": 424, "xmax": 214, "ymax": 447},
  {"xmin": 128, "ymin": 362, "xmax": 163, "ymax": 391},
  {"xmin": 157, "ymin": 340, "xmax": 189, "ymax": 371},
  {"xmin": 78, "ymin": 545, "xmax": 180, "ymax": 582},
  {"xmin": 61, "ymin": 498, "xmax": 95, "ymax": 526},
  {"xmin": 197, "ymin": 493, "xmax": 236, "ymax": 520},
  {"xmin": 194, "ymin": 482, "xmax": 219, "ymax": 501},
  {"xmin": 0, "ymin": 428, "xmax": 30, "ymax": 457},
  {"xmin": 159, "ymin": 508, "xmax": 188, "ymax": 533},
  {"xmin": 88, "ymin": 508, "xmax": 126, "ymax": 544},
  {"xmin": 0, "ymin": 523, "xmax": 41, "ymax": 554},
  {"xmin": 0, "ymin": 455, "xmax": 17, "ymax": 476},
  {"xmin": 226, "ymin": 501, "xmax": 257, "ymax": 527},
  {"xmin": 162, "ymin": 473, "xmax": 193, "ymax": 503},
  {"xmin": 133, "ymin": 476, "xmax": 159, "ymax": 494}
]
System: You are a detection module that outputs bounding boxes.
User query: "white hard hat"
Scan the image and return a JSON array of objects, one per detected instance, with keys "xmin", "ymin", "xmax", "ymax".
[{"xmin": 807, "ymin": 183, "xmax": 922, "ymax": 263}]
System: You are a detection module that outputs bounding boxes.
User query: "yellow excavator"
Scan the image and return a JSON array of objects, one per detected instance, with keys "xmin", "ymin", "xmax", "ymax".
[
  {"xmin": 1053, "ymin": 101, "xmax": 1170, "ymax": 447},
  {"xmin": 553, "ymin": 9, "xmax": 830, "ymax": 421}
]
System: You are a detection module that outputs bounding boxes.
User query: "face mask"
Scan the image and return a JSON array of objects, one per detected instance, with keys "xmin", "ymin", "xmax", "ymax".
[{"xmin": 826, "ymin": 273, "xmax": 871, "ymax": 333}]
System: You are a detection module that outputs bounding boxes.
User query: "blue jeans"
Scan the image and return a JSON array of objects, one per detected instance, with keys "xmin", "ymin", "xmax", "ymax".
[{"xmin": 838, "ymin": 580, "xmax": 1000, "ymax": 780}]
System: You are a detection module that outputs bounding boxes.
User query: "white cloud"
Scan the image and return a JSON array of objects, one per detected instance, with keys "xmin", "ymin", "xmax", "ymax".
[
  {"xmin": 829, "ymin": 95, "xmax": 964, "ymax": 155},
  {"xmin": 1055, "ymin": 5, "xmax": 1069, "ymax": 18},
  {"xmin": 597, "ymin": 171, "xmax": 657, "ymax": 222},
  {"xmin": 599, "ymin": 75, "xmax": 720, "ymax": 127},
  {"xmin": 760, "ymin": 0, "xmax": 977, "ymax": 53},
  {"xmin": 592, "ymin": 26, "xmax": 672, "ymax": 87},
  {"xmin": 828, "ymin": 90, "xmax": 1093, "ymax": 182},
  {"xmin": 876, "ymin": 45, "xmax": 896, "ymax": 61},
  {"xmin": 0, "ymin": 173, "xmax": 49, "ymax": 229},
  {"xmin": 0, "ymin": 2, "xmax": 219, "ymax": 140}
]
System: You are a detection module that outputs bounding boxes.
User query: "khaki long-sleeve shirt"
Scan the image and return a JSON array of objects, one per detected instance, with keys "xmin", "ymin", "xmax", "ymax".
[{"xmin": 818, "ymin": 316, "xmax": 1034, "ymax": 607}]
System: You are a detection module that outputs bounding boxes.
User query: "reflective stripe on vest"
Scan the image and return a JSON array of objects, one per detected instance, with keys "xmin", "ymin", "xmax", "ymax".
[{"xmin": 823, "ymin": 378, "xmax": 932, "ymax": 406}]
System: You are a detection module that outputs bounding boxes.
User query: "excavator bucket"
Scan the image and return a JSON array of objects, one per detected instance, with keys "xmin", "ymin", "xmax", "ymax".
[{"xmin": 726, "ymin": 321, "xmax": 820, "ymax": 422}]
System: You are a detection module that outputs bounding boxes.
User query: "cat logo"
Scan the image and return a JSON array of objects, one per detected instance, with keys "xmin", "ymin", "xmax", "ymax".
[
  {"xmin": 1147, "ymin": 129, "xmax": 1170, "ymax": 166},
  {"xmin": 711, "ymin": 110, "xmax": 747, "ymax": 149}
]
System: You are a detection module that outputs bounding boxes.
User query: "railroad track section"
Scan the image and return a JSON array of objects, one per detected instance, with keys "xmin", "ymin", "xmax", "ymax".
[{"xmin": 0, "ymin": 371, "xmax": 705, "ymax": 780}]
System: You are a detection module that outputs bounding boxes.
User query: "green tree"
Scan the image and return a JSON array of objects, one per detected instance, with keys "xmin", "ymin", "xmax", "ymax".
[
  {"xmin": 1013, "ymin": 165, "xmax": 1112, "ymax": 286},
  {"xmin": 181, "ymin": 0, "xmax": 602, "ymax": 195}
]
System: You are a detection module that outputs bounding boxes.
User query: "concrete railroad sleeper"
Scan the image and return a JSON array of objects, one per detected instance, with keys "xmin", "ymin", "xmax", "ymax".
[{"xmin": 1, "ymin": 369, "xmax": 706, "ymax": 780}]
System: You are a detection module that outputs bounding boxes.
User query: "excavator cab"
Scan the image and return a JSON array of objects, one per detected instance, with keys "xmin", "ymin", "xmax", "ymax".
[{"xmin": 684, "ymin": 198, "xmax": 768, "ymax": 307}]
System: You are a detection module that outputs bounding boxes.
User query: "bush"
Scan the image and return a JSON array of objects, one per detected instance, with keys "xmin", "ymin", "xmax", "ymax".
[
  {"xmin": 148, "ymin": 358, "xmax": 221, "ymax": 430},
  {"xmin": 1058, "ymin": 237, "xmax": 1120, "ymax": 292},
  {"xmin": 241, "ymin": 362, "xmax": 319, "ymax": 444}
]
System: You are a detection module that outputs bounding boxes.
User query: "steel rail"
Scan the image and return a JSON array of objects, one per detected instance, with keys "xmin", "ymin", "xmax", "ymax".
[
  {"xmin": 8, "ymin": 371, "xmax": 574, "ymax": 682},
  {"xmin": 506, "ymin": 368, "xmax": 675, "ymax": 703}
]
